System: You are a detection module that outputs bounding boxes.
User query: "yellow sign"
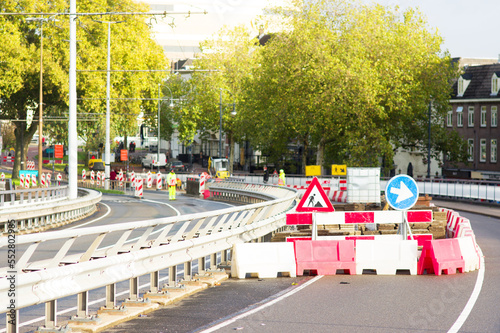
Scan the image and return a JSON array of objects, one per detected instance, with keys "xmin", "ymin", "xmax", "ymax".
[
  {"xmin": 305, "ymin": 165, "xmax": 322, "ymax": 176},
  {"xmin": 331, "ymin": 164, "xmax": 347, "ymax": 176}
]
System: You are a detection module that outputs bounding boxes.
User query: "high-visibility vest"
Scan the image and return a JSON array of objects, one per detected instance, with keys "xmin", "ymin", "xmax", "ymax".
[
  {"xmin": 278, "ymin": 172, "xmax": 285, "ymax": 186},
  {"xmin": 167, "ymin": 172, "xmax": 177, "ymax": 186}
]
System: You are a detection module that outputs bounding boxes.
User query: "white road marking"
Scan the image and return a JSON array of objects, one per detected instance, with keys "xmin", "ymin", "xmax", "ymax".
[
  {"xmin": 199, "ymin": 275, "xmax": 324, "ymax": 333},
  {"xmin": 67, "ymin": 202, "xmax": 111, "ymax": 229},
  {"xmin": 448, "ymin": 245, "xmax": 485, "ymax": 333}
]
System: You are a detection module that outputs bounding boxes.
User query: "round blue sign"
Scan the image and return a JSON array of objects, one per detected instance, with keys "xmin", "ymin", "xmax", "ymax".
[{"xmin": 385, "ymin": 175, "xmax": 419, "ymax": 210}]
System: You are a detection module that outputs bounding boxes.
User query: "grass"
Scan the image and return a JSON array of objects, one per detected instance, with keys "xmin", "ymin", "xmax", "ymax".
[{"xmin": 94, "ymin": 189, "xmax": 125, "ymax": 195}]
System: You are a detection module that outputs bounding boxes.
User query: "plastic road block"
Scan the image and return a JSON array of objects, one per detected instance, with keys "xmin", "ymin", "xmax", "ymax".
[
  {"xmin": 355, "ymin": 239, "xmax": 418, "ymax": 275},
  {"xmin": 417, "ymin": 239, "xmax": 465, "ymax": 275},
  {"xmin": 231, "ymin": 243, "xmax": 296, "ymax": 279},
  {"xmin": 457, "ymin": 237, "xmax": 480, "ymax": 272},
  {"xmin": 294, "ymin": 240, "xmax": 356, "ymax": 276}
]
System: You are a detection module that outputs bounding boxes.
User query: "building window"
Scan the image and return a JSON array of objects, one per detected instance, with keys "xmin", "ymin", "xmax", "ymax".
[
  {"xmin": 492, "ymin": 73, "xmax": 500, "ymax": 96},
  {"xmin": 481, "ymin": 106, "xmax": 487, "ymax": 127},
  {"xmin": 447, "ymin": 110, "xmax": 453, "ymax": 127},
  {"xmin": 458, "ymin": 75, "xmax": 471, "ymax": 97},
  {"xmin": 480, "ymin": 139, "xmax": 487, "ymax": 162},
  {"xmin": 491, "ymin": 139, "xmax": 497, "ymax": 163},
  {"xmin": 468, "ymin": 138, "xmax": 474, "ymax": 162},
  {"xmin": 457, "ymin": 106, "xmax": 463, "ymax": 127},
  {"xmin": 492, "ymin": 106, "xmax": 498, "ymax": 127},
  {"xmin": 468, "ymin": 106, "xmax": 474, "ymax": 127}
]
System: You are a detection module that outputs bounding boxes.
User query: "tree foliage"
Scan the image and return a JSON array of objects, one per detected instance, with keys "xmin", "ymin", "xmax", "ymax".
[{"xmin": 0, "ymin": 0, "xmax": 167, "ymax": 177}]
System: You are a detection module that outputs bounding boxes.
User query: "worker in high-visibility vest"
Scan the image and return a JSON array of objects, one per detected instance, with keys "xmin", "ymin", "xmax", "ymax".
[
  {"xmin": 167, "ymin": 169, "xmax": 177, "ymax": 200},
  {"xmin": 278, "ymin": 169, "xmax": 286, "ymax": 186}
]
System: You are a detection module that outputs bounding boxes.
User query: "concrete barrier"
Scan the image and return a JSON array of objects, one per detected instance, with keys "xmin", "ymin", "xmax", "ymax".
[
  {"xmin": 231, "ymin": 243, "xmax": 296, "ymax": 279},
  {"xmin": 355, "ymin": 239, "xmax": 418, "ymax": 275}
]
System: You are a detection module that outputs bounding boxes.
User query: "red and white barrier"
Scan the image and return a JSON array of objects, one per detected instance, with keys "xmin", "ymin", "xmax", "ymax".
[
  {"xmin": 90, "ymin": 170, "xmax": 95, "ymax": 185},
  {"xmin": 156, "ymin": 172, "xmax": 162, "ymax": 190},
  {"xmin": 27, "ymin": 160, "xmax": 35, "ymax": 170},
  {"xmin": 20, "ymin": 174, "xmax": 24, "ymax": 188},
  {"xmin": 96, "ymin": 171, "xmax": 101, "ymax": 186},
  {"xmin": 355, "ymin": 239, "xmax": 418, "ymax": 275},
  {"xmin": 2, "ymin": 156, "xmax": 14, "ymax": 163},
  {"xmin": 293, "ymin": 240, "xmax": 356, "ymax": 276},
  {"xmin": 56, "ymin": 173, "xmax": 62, "ymax": 185},
  {"xmin": 82, "ymin": 169, "xmax": 86, "ymax": 181},
  {"xmin": 135, "ymin": 177, "xmax": 143, "ymax": 198},
  {"xmin": 41, "ymin": 173, "xmax": 46, "ymax": 187},
  {"xmin": 46, "ymin": 173, "xmax": 51, "ymax": 186},
  {"xmin": 119, "ymin": 171, "xmax": 123, "ymax": 187},
  {"xmin": 231, "ymin": 243, "xmax": 296, "ymax": 279},
  {"xmin": 130, "ymin": 171, "xmax": 135, "ymax": 184},
  {"xmin": 101, "ymin": 172, "xmax": 106, "ymax": 184},
  {"xmin": 0, "ymin": 173, "xmax": 4, "ymax": 182},
  {"xmin": 199, "ymin": 172, "xmax": 209, "ymax": 194},
  {"xmin": 31, "ymin": 174, "xmax": 37, "ymax": 187},
  {"xmin": 147, "ymin": 171, "xmax": 152, "ymax": 188}
]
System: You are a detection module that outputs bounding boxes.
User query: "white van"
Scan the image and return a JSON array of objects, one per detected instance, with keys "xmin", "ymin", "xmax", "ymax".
[{"xmin": 142, "ymin": 153, "xmax": 167, "ymax": 169}]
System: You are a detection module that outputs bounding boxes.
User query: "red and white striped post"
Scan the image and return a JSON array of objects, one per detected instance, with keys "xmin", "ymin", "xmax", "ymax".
[
  {"xmin": 41, "ymin": 173, "xmax": 46, "ymax": 187},
  {"xmin": 20, "ymin": 174, "xmax": 25, "ymax": 188},
  {"xmin": 147, "ymin": 171, "xmax": 152, "ymax": 188},
  {"xmin": 0, "ymin": 173, "xmax": 5, "ymax": 182},
  {"xmin": 90, "ymin": 170, "xmax": 95, "ymax": 185},
  {"xmin": 119, "ymin": 170, "xmax": 123, "ymax": 187},
  {"xmin": 156, "ymin": 172, "xmax": 162, "ymax": 190},
  {"xmin": 56, "ymin": 173, "xmax": 62, "ymax": 186},
  {"xmin": 31, "ymin": 174, "xmax": 37, "ymax": 187},
  {"xmin": 82, "ymin": 169, "xmax": 86, "ymax": 182},
  {"xmin": 96, "ymin": 171, "xmax": 101, "ymax": 186},
  {"xmin": 46, "ymin": 173, "xmax": 51, "ymax": 187},
  {"xmin": 130, "ymin": 171, "xmax": 135, "ymax": 184},
  {"xmin": 135, "ymin": 176, "xmax": 143, "ymax": 198}
]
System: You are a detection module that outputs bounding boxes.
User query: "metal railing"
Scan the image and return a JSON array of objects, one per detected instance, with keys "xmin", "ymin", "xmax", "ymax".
[
  {"xmin": 0, "ymin": 181, "xmax": 297, "ymax": 332},
  {"xmin": 0, "ymin": 185, "xmax": 68, "ymax": 207}
]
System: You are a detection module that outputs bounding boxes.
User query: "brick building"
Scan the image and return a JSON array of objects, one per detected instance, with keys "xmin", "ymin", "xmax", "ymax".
[{"xmin": 443, "ymin": 60, "xmax": 500, "ymax": 179}]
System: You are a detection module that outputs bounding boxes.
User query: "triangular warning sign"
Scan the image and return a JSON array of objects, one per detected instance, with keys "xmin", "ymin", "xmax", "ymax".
[{"xmin": 296, "ymin": 177, "xmax": 335, "ymax": 212}]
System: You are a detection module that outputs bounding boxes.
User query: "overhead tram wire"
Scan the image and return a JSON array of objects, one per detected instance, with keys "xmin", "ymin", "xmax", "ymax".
[{"xmin": 0, "ymin": 11, "xmax": 207, "ymax": 18}]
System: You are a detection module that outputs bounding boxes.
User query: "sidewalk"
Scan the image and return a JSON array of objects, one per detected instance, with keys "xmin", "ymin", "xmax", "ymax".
[{"xmin": 432, "ymin": 198, "xmax": 500, "ymax": 219}]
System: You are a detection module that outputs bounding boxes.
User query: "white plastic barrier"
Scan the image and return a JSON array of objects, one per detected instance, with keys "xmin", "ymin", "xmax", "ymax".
[
  {"xmin": 457, "ymin": 237, "xmax": 480, "ymax": 272},
  {"xmin": 355, "ymin": 239, "xmax": 418, "ymax": 275},
  {"xmin": 231, "ymin": 242, "xmax": 297, "ymax": 279}
]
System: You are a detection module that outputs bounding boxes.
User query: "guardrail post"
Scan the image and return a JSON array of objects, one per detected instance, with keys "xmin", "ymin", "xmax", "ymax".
[
  {"xmin": 6, "ymin": 309, "xmax": 18, "ymax": 333},
  {"xmin": 105, "ymin": 284, "xmax": 116, "ymax": 308},
  {"xmin": 45, "ymin": 299, "xmax": 57, "ymax": 328},
  {"xmin": 129, "ymin": 277, "xmax": 139, "ymax": 301},
  {"xmin": 184, "ymin": 261, "xmax": 192, "ymax": 281},
  {"xmin": 169, "ymin": 266, "xmax": 177, "ymax": 286},
  {"xmin": 198, "ymin": 257, "xmax": 206, "ymax": 273},
  {"xmin": 210, "ymin": 253, "xmax": 217, "ymax": 269},
  {"xmin": 76, "ymin": 291, "xmax": 88, "ymax": 318},
  {"xmin": 150, "ymin": 271, "xmax": 159, "ymax": 293}
]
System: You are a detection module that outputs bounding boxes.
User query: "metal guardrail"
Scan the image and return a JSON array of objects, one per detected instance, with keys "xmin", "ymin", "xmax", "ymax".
[
  {"xmin": 0, "ymin": 187, "xmax": 101, "ymax": 235},
  {"xmin": 0, "ymin": 185, "xmax": 68, "ymax": 207},
  {"xmin": 0, "ymin": 181, "xmax": 297, "ymax": 332}
]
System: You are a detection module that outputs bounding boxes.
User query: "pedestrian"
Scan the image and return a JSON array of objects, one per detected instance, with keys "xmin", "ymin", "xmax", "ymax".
[
  {"xmin": 167, "ymin": 169, "xmax": 177, "ymax": 200},
  {"xmin": 110, "ymin": 169, "xmax": 117, "ymax": 189},
  {"xmin": 263, "ymin": 166, "xmax": 269, "ymax": 183},
  {"xmin": 278, "ymin": 169, "xmax": 286, "ymax": 186}
]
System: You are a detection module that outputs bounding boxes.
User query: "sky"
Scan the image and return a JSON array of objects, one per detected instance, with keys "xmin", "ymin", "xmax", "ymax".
[{"xmin": 144, "ymin": 0, "xmax": 499, "ymax": 60}]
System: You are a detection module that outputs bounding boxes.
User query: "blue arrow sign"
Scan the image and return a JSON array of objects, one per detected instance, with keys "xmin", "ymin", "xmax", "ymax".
[{"xmin": 385, "ymin": 175, "xmax": 419, "ymax": 210}]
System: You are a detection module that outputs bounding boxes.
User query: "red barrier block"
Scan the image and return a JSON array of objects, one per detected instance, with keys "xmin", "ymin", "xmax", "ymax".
[
  {"xmin": 417, "ymin": 239, "xmax": 465, "ymax": 275},
  {"xmin": 294, "ymin": 240, "xmax": 356, "ymax": 276},
  {"xmin": 408, "ymin": 234, "xmax": 432, "ymax": 247}
]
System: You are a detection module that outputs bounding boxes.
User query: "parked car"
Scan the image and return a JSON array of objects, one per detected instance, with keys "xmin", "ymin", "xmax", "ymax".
[
  {"xmin": 142, "ymin": 153, "xmax": 167, "ymax": 169},
  {"xmin": 167, "ymin": 160, "xmax": 187, "ymax": 172}
]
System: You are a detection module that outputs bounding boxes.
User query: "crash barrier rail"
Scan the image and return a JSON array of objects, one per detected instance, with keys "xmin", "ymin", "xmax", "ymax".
[
  {"xmin": 0, "ymin": 188, "xmax": 101, "ymax": 235},
  {"xmin": 0, "ymin": 185, "xmax": 68, "ymax": 208},
  {"xmin": 208, "ymin": 182, "xmax": 287, "ymax": 204},
  {"xmin": 0, "ymin": 181, "xmax": 297, "ymax": 332}
]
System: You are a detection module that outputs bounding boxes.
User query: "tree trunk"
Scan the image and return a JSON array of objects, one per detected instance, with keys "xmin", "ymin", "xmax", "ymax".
[
  {"xmin": 12, "ymin": 122, "xmax": 37, "ymax": 180},
  {"xmin": 316, "ymin": 137, "xmax": 325, "ymax": 176},
  {"xmin": 301, "ymin": 139, "xmax": 308, "ymax": 175}
]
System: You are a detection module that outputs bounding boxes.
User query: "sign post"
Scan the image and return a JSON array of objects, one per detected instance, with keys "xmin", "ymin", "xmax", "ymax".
[{"xmin": 385, "ymin": 175, "xmax": 419, "ymax": 240}]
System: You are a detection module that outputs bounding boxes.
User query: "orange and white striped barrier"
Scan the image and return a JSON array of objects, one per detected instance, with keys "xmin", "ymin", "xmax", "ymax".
[
  {"xmin": 156, "ymin": 172, "xmax": 162, "ymax": 190},
  {"xmin": 147, "ymin": 171, "xmax": 152, "ymax": 188}
]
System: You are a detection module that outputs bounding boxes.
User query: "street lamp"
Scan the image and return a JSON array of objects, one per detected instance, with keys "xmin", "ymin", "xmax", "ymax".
[
  {"xmin": 26, "ymin": 15, "xmax": 58, "ymax": 182},
  {"xmin": 158, "ymin": 83, "xmax": 174, "ymax": 175},
  {"xmin": 95, "ymin": 20, "xmax": 124, "ymax": 189},
  {"xmin": 427, "ymin": 99, "xmax": 432, "ymax": 179},
  {"xmin": 219, "ymin": 88, "xmax": 236, "ymax": 158}
]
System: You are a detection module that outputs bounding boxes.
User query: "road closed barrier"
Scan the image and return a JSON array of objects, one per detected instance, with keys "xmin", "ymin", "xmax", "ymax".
[
  {"xmin": 417, "ymin": 239, "xmax": 465, "ymax": 275},
  {"xmin": 355, "ymin": 239, "xmax": 418, "ymax": 275},
  {"xmin": 231, "ymin": 242, "xmax": 296, "ymax": 279},
  {"xmin": 293, "ymin": 240, "xmax": 356, "ymax": 276}
]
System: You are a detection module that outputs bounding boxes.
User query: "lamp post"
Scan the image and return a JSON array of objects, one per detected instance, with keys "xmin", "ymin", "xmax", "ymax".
[
  {"xmin": 95, "ymin": 20, "xmax": 124, "ymax": 189},
  {"xmin": 26, "ymin": 15, "xmax": 57, "ymax": 182},
  {"xmin": 219, "ymin": 88, "xmax": 236, "ymax": 158},
  {"xmin": 427, "ymin": 100, "xmax": 432, "ymax": 179},
  {"xmin": 158, "ymin": 83, "xmax": 174, "ymax": 175}
]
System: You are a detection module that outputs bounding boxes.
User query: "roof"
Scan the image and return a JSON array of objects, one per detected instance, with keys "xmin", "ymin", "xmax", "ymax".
[{"xmin": 451, "ymin": 63, "xmax": 500, "ymax": 100}]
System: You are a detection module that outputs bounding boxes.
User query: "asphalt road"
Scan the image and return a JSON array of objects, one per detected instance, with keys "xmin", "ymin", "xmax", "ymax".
[{"xmin": 1, "ymin": 196, "xmax": 499, "ymax": 333}]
